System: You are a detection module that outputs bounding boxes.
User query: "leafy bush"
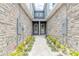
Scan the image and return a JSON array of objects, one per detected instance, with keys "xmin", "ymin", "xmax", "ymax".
[
  {"xmin": 60, "ymin": 44, "xmax": 65, "ymax": 49},
  {"xmin": 70, "ymin": 51, "xmax": 79, "ymax": 56},
  {"xmin": 47, "ymin": 35, "xmax": 56, "ymax": 44},
  {"xmin": 55, "ymin": 41, "xmax": 61, "ymax": 48}
]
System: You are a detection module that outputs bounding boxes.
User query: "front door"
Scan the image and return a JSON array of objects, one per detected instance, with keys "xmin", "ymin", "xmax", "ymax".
[
  {"xmin": 33, "ymin": 21, "xmax": 46, "ymax": 35},
  {"xmin": 33, "ymin": 22, "xmax": 39, "ymax": 35},
  {"xmin": 40, "ymin": 22, "xmax": 46, "ymax": 35}
]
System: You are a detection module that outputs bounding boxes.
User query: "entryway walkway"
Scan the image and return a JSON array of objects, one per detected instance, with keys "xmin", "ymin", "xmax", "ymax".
[{"xmin": 29, "ymin": 36, "xmax": 65, "ymax": 56}]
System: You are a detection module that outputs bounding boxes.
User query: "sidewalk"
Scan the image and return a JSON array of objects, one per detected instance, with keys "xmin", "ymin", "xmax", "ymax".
[{"xmin": 29, "ymin": 36, "xmax": 64, "ymax": 56}]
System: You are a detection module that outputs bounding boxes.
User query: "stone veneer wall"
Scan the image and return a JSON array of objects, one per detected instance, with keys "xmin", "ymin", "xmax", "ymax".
[
  {"xmin": 67, "ymin": 4, "xmax": 79, "ymax": 51},
  {"xmin": 47, "ymin": 3, "xmax": 79, "ymax": 51},
  {"xmin": 0, "ymin": 4, "xmax": 32, "ymax": 55}
]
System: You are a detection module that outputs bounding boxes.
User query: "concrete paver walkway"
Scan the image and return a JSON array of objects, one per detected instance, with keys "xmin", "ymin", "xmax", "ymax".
[{"xmin": 29, "ymin": 36, "xmax": 65, "ymax": 56}]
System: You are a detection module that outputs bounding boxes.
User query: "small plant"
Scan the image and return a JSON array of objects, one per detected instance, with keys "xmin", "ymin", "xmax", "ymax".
[
  {"xmin": 70, "ymin": 51, "xmax": 79, "ymax": 56},
  {"xmin": 60, "ymin": 44, "xmax": 65, "ymax": 49},
  {"xmin": 55, "ymin": 41, "xmax": 60, "ymax": 48}
]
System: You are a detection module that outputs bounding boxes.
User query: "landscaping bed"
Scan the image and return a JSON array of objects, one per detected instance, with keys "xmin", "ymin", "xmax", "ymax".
[
  {"xmin": 8, "ymin": 35, "xmax": 35, "ymax": 56},
  {"xmin": 46, "ymin": 35, "xmax": 79, "ymax": 56}
]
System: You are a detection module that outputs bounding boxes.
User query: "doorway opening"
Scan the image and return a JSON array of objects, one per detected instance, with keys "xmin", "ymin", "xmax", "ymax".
[{"xmin": 32, "ymin": 21, "xmax": 46, "ymax": 35}]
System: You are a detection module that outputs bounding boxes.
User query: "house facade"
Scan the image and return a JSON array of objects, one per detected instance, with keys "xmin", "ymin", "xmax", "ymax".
[{"xmin": 0, "ymin": 3, "xmax": 79, "ymax": 55}]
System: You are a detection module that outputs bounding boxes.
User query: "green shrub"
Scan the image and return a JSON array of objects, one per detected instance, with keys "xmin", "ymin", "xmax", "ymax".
[
  {"xmin": 27, "ymin": 45, "xmax": 32, "ymax": 51},
  {"xmin": 9, "ymin": 52, "xmax": 17, "ymax": 56},
  {"xmin": 9, "ymin": 51, "xmax": 28, "ymax": 56},
  {"xmin": 55, "ymin": 41, "xmax": 60, "ymax": 48},
  {"xmin": 47, "ymin": 35, "xmax": 57, "ymax": 44},
  {"xmin": 70, "ymin": 51, "xmax": 79, "ymax": 56},
  {"xmin": 60, "ymin": 44, "xmax": 65, "ymax": 49}
]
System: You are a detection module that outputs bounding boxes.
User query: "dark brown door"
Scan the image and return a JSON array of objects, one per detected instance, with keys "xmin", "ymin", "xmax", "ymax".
[
  {"xmin": 33, "ymin": 22, "xmax": 39, "ymax": 35},
  {"xmin": 40, "ymin": 22, "xmax": 46, "ymax": 35}
]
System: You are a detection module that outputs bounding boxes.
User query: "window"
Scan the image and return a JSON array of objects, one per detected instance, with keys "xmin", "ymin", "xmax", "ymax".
[{"xmin": 34, "ymin": 11, "xmax": 44, "ymax": 19}]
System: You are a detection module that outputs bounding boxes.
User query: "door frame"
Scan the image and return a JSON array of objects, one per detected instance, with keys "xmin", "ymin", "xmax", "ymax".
[{"xmin": 32, "ymin": 21, "xmax": 46, "ymax": 35}]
